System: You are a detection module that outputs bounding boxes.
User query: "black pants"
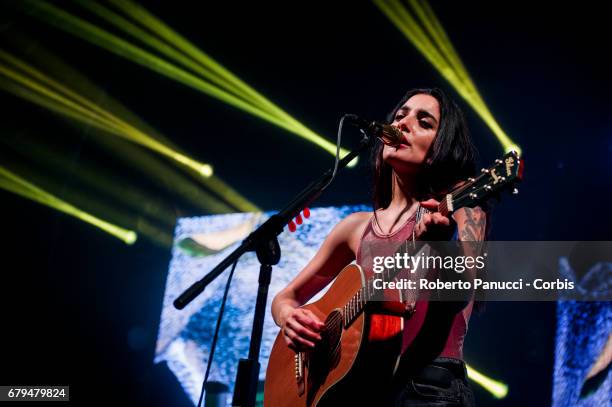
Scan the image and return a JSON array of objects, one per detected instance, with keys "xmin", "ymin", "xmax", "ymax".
[{"xmin": 393, "ymin": 357, "xmax": 475, "ymax": 407}]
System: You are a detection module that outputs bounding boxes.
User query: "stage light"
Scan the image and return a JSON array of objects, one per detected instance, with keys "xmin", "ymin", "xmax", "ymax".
[
  {"xmin": 173, "ymin": 154, "xmax": 213, "ymax": 177},
  {"xmin": 2, "ymin": 135, "xmax": 178, "ymax": 228},
  {"xmin": 20, "ymin": 0, "xmax": 354, "ymax": 165},
  {"xmin": 102, "ymin": 0, "xmax": 338, "ymax": 161},
  {"xmin": 125, "ymin": 230, "xmax": 138, "ymax": 244},
  {"xmin": 76, "ymin": 0, "xmax": 266, "ymax": 111},
  {"xmin": 0, "ymin": 57, "xmax": 216, "ymax": 178},
  {"xmin": 373, "ymin": 0, "xmax": 521, "ymax": 155},
  {"xmin": 0, "ymin": 167, "xmax": 138, "ymax": 244},
  {"xmin": 0, "ymin": 50, "xmax": 216, "ymax": 178},
  {"xmin": 2, "ymin": 39, "xmax": 259, "ymax": 212},
  {"xmin": 0, "ymin": 74, "xmax": 243, "ymax": 214},
  {"xmin": 0, "ymin": 48, "xmax": 261, "ymax": 213},
  {"xmin": 0, "ymin": 158, "xmax": 177, "ymax": 248},
  {"xmin": 466, "ymin": 364, "xmax": 509, "ymax": 399}
]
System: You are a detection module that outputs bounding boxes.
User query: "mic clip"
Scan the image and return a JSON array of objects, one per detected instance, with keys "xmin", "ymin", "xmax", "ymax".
[{"xmin": 344, "ymin": 114, "xmax": 403, "ymax": 147}]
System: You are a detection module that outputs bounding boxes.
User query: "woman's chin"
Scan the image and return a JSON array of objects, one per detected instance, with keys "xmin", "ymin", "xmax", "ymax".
[{"xmin": 386, "ymin": 158, "xmax": 422, "ymax": 175}]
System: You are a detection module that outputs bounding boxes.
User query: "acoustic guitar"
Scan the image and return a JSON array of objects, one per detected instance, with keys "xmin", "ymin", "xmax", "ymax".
[{"xmin": 264, "ymin": 151, "xmax": 523, "ymax": 406}]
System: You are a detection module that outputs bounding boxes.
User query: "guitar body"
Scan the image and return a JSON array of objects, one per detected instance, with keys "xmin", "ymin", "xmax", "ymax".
[{"xmin": 264, "ymin": 264, "xmax": 405, "ymax": 407}]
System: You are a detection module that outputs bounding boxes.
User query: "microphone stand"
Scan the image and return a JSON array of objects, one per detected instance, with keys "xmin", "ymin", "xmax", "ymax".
[{"xmin": 174, "ymin": 130, "xmax": 375, "ymax": 407}]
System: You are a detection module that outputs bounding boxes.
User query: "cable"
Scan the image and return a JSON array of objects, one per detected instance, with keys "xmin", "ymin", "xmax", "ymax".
[
  {"xmin": 196, "ymin": 258, "xmax": 239, "ymax": 407},
  {"xmin": 322, "ymin": 114, "xmax": 349, "ymax": 191}
]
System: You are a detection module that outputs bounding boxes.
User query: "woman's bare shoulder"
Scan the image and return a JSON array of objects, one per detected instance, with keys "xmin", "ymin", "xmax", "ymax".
[
  {"xmin": 340, "ymin": 211, "xmax": 373, "ymax": 231},
  {"xmin": 331, "ymin": 211, "xmax": 371, "ymax": 233},
  {"xmin": 338, "ymin": 211, "xmax": 373, "ymax": 254},
  {"xmin": 343, "ymin": 211, "xmax": 373, "ymax": 222}
]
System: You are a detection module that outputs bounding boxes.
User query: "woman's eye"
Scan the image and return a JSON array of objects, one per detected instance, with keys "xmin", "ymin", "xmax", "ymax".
[
  {"xmin": 420, "ymin": 120, "xmax": 432, "ymax": 129},
  {"xmin": 394, "ymin": 115, "xmax": 405, "ymax": 121}
]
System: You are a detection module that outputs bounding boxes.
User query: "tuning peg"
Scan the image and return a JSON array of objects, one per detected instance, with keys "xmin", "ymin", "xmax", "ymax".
[
  {"xmin": 303, "ymin": 207, "xmax": 310, "ymax": 218},
  {"xmin": 512, "ymin": 188, "xmax": 519, "ymax": 195},
  {"xmin": 295, "ymin": 214, "xmax": 303, "ymax": 225},
  {"xmin": 288, "ymin": 220, "xmax": 297, "ymax": 232},
  {"xmin": 481, "ymin": 168, "xmax": 489, "ymax": 173},
  {"xmin": 495, "ymin": 159, "xmax": 503, "ymax": 164}
]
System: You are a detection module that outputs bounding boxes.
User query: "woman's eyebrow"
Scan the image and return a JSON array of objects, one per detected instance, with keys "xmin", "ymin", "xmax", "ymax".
[
  {"xmin": 416, "ymin": 109, "xmax": 438, "ymax": 124},
  {"xmin": 396, "ymin": 106, "xmax": 409, "ymax": 114}
]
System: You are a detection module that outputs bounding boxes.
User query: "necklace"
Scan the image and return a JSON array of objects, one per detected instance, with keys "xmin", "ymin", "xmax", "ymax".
[{"xmin": 373, "ymin": 202, "xmax": 420, "ymax": 237}]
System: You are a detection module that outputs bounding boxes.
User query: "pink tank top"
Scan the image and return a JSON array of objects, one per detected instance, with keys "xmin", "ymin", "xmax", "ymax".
[{"xmin": 356, "ymin": 213, "xmax": 472, "ymax": 359}]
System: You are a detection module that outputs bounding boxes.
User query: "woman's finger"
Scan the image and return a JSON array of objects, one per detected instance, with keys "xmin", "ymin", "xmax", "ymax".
[
  {"xmin": 284, "ymin": 334, "xmax": 296, "ymax": 351},
  {"xmin": 284, "ymin": 326, "xmax": 315, "ymax": 348},
  {"xmin": 420, "ymin": 199, "xmax": 440, "ymax": 210},
  {"xmin": 287, "ymin": 319, "xmax": 322, "ymax": 342},
  {"xmin": 302, "ymin": 309, "xmax": 325, "ymax": 329},
  {"xmin": 432, "ymin": 213, "xmax": 450, "ymax": 225},
  {"xmin": 296, "ymin": 310, "xmax": 324, "ymax": 331},
  {"xmin": 416, "ymin": 222, "xmax": 427, "ymax": 238}
]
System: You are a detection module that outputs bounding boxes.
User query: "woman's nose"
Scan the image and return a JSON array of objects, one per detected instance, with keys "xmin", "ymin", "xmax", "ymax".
[{"xmin": 397, "ymin": 117, "xmax": 411, "ymax": 132}]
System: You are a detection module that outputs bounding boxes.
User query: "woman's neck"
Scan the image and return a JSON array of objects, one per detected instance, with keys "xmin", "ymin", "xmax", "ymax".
[{"xmin": 387, "ymin": 171, "xmax": 419, "ymax": 212}]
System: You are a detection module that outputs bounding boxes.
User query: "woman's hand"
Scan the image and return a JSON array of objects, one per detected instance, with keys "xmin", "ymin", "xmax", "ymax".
[
  {"xmin": 415, "ymin": 199, "xmax": 454, "ymax": 240},
  {"xmin": 280, "ymin": 307, "xmax": 325, "ymax": 352}
]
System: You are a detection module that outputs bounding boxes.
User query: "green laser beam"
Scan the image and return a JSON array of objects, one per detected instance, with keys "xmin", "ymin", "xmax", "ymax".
[
  {"xmin": 0, "ymin": 166, "xmax": 137, "ymax": 244},
  {"xmin": 0, "ymin": 74, "xmax": 246, "ymax": 214},
  {"xmin": 21, "ymin": 0, "xmax": 351, "ymax": 162},
  {"xmin": 373, "ymin": 0, "xmax": 521, "ymax": 154},
  {"xmin": 467, "ymin": 364, "xmax": 509, "ymax": 399},
  {"xmin": 0, "ymin": 164, "xmax": 172, "ymax": 248},
  {"xmin": 0, "ymin": 51, "xmax": 214, "ymax": 176},
  {"xmin": 104, "ymin": 0, "xmax": 329, "ymax": 150},
  {"xmin": 1, "ymin": 134, "xmax": 178, "ymax": 227},
  {"xmin": 0, "ymin": 38, "xmax": 259, "ymax": 211}
]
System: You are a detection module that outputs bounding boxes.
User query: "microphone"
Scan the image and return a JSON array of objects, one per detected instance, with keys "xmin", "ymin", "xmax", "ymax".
[{"xmin": 344, "ymin": 114, "xmax": 404, "ymax": 146}]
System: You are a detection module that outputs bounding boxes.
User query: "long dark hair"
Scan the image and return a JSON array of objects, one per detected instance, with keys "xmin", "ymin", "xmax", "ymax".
[{"xmin": 371, "ymin": 88, "xmax": 477, "ymax": 209}]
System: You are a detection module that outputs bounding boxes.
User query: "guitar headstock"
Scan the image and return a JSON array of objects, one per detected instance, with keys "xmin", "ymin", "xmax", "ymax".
[{"xmin": 447, "ymin": 151, "xmax": 524, "ymax": 212}]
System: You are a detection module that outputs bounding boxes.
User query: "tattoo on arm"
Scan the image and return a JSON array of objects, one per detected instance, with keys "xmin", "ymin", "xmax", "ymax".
[{"xmin": 459, "ymin": 207, "xmax": 487, "ymax": 242}]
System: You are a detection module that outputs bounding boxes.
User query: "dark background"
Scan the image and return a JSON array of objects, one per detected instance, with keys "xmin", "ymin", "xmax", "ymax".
[{"xmin": 0, "ymin": 1, "xmax": 610, "ymax": 405}]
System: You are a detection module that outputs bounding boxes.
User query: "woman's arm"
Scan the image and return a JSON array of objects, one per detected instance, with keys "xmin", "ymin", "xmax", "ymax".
[
  {"xmin": 271, "ymin": 211, "xmax": 370, "ymax": 350},
  {"xmin": 453, "ymin": 206, "xmax": 487, "ymax": 242},
  {"xmin": 414, "ymin": 204, "xmax": 487, "ymax": 310},
  {"xmin": 414, "ymin": 200, "xmax": 487, "ymax": 242}
]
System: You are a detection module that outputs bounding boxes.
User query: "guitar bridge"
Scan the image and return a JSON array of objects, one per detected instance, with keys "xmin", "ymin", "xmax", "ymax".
[{"xmin": 294, "ymin": 352, "xmax": 305, "ymax": 396}]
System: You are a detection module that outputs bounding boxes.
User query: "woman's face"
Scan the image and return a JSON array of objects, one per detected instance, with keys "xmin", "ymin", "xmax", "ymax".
[{"xmin": 383, "ymin": 93, "xmax": 440, "ymax": 174}]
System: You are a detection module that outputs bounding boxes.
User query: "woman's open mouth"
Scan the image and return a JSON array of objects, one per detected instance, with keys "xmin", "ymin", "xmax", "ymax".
[{"xmin": 398, "ymin": 137, "xmax": 411, "ymax": 148}]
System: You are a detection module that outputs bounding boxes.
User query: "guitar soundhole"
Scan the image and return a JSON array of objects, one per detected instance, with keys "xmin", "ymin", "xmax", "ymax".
[
  {"xmin": 306, "ymin": 309, "xmax": 343, "ymax": 397},
  {"xmin": 310, "ymin": 310, "xmax": 342, "ymax": 373},
  {"xmin": 322, "ymin": 310, "xmax": 343, "ymax": 361}
]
